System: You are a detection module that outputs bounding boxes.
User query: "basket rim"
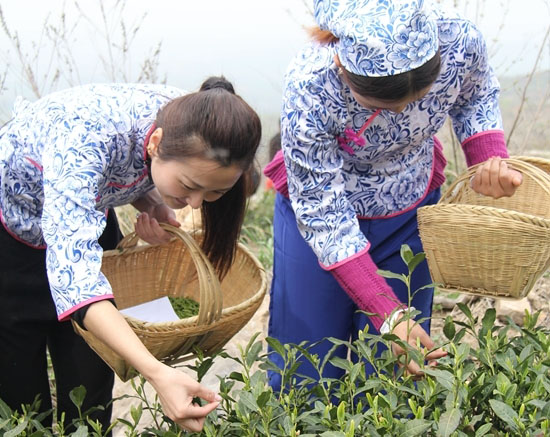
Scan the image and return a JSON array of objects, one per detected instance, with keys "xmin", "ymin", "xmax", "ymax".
[
  {"xmin": 434, "ymin": 284, "xmax": 533, "ymax": 300},
  {"xmin": 418, "ymin": 203, "xmax": 550, "ymax": 229}
]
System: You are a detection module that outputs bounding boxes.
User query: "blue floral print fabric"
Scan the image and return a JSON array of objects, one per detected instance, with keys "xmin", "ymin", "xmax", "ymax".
[
  {"xmin": 281, "ymin": 7, "xmax": 503, "ymax": 267},
  {"xmin": 0, "ymin": 83, "xmax": 184, "ymax": 318},
  {"xmin": 314, "ymin": 0, "xmax": 439, "ymax": 76}
]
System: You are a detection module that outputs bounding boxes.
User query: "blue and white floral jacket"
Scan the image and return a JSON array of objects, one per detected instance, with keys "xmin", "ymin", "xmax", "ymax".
[
  {"xmin": 0, "ymin": 83, "xmax": 184, "ymax": 320},
  {"xmin": 281, "ymin": 8, "xmax": 503, "ymax": 267}
]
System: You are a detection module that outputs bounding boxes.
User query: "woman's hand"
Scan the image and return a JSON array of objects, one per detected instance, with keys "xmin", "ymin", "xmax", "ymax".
[
  {"xmin": 135, "ymin": 203, "xmax": 181, "ymax": 245},
  {"xmin": 470, "ymin": 156, "xmax": 523, "ymax": 199},
  {"xmin": 84, "ymin": 301, "xmax": 219, "ymax": 433},
  {"xmin": 390, "ymin": 314, "xmax": 447, "ymax": 376},
  {"xmin": 148, "ymin": 364, "xmax": 221, "ymax": 433}
]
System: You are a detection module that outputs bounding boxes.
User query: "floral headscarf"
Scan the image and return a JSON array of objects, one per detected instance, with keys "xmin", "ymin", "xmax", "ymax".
[{"xmin": 314, "ymin": 0, "xmax": 439, "ymax": 77}]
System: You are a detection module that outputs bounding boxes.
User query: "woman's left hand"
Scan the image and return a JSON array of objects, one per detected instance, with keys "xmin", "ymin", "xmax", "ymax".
[
  {"xmin": 470, "ymin": 156, "xmax": 523, "ymax": 199},
  {"xmin": 135, "ymin": 203, "xmax": 181, "ymax": 245},
  {"xmin": 391, "ymin": 315, "xmax": 447, "ymax": 376}
]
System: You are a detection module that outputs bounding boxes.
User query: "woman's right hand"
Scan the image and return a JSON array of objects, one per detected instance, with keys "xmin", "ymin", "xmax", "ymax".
[
  {"xmin": 148, "ymin": 363, "xmax": 221, "ymax": 432},
  {"xmin": 83, "ymin": 301, "xmax": 219, "ymax": 433},
  {"xmin": 390, "ymin": 314, "xmax": 447, "ymax": 375}
]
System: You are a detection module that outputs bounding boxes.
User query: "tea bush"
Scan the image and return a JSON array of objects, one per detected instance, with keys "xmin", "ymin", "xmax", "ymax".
[{"xmin": 2, "ymin": 246, "xmax": 549, "ymax": 436}]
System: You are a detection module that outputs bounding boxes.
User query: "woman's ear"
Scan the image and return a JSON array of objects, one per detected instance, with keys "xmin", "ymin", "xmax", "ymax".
[
  {"xmin": 147, "ymin": 127, "xmax": 163, "ymax": 157},
  {"xmin": 333, "ymin": 54, "xmax": 342, "ymax": 68}
]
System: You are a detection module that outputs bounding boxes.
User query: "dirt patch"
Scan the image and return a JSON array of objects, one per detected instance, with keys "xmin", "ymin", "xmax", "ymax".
[{"xmin": 431, "ymin": 273, "xmax": 550, "ymax": 345}]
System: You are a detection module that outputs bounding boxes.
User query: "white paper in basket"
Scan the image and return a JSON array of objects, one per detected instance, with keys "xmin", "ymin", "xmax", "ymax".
[{"xmin": 119, "ymin": 296, "xmax": 180, "ymax": 323}]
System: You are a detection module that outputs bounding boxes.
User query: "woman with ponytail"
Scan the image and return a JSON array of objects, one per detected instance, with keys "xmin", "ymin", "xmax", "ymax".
[{"xmin": 0, "ymin": 76, "xmax": 261, "ymax": 433}]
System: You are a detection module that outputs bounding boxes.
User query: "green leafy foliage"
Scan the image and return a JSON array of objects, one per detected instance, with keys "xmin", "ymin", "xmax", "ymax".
[
  {"xmin": 2, "ymin": 246, "xmax": 549, "ymax": 436},
  {"xmin": 184, "ymin": 305, "xmax": 550, "ymax": 436}
]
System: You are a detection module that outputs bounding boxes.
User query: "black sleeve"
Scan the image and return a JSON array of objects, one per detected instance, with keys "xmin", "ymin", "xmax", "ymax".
[{"xmin": 70, "ymin": 298, "xmax": 117, "ymax": 330}]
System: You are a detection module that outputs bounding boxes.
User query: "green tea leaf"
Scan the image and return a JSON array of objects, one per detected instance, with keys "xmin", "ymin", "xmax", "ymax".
[
  {"xmin": 400, "ymin": 244, "xmax": 414, "ymax": 264},
  {"xmin": 407, "ymin": 252, "xmax": 425, "ymax": 274},
  {"xmin": 245, "ymin": 341, "xmax": 263, "ymax": 368},
  {"xmin": 337, "ymin": 401, "xmax": 345, "ymax": 426},
  {"xmin": 489, "ymin": 399, "xmax": 519, "ymax": 431},
  {"xmin": 228, "ymin": 371, "xmax": 245, "ymax": 382},
  {"xmin": 475, "ymin": 423, "xmax": 493, "ymax": 436},
  {"xmin": 330, "ymin": 357, "xmax": 353, "ymax": 371},
  {"xmin": 0, "ymin": 399, "xmax": 12, "ymax": 420},
  {"xmin": 443, "ymin": 315, "xmax": 455, "ymax": 340},
  {"xmin": 237, "ymin": 391, "xmax": 258, "ymax": 413},
  {"xmin": 4, "ymin": 420, "xmax": 28, "ymax": 437},
  {"xmin": 130, "ymin": 403, "xmax": 142, "ymax": 424},
  {"xmin": 399, "ymin": 419, "xmax": 431, "ymax": 436},
  {"xmin": 422, "ymin": 368, "xmax": 454, "ymax": 391},
  {"xmin": 69, "ymin": 385, "xmax": 86, "ymax": 409},
  {"xmin": 438, "ymin": 408, "xmax": 461, "ymax": 437},
  {"xmin": 266, "ymin": 337, "xmax": 286, "ymax": 358},
  {"xmin": 377, "ymin": 269, "xmax": 408, "ymax": 283},
  {"xmin": 71, "ymin": 425, "xmax": 89, "ymax": 437},
  {"xmin": 456, "ymin": 303, "xmax": 474, "ymax": 325},
  {"xmin": 257, "ymin": 391, "xmax": 271, "ymax": 409},
  {"xmin": 480, "ymin": 308, "xmax": 496, "ymax": 334}
]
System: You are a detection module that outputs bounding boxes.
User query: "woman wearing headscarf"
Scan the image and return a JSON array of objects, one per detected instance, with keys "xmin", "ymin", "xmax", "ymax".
[{"xmin": 265, "ymin": 0, "xmax": 522, "ymax": 388}]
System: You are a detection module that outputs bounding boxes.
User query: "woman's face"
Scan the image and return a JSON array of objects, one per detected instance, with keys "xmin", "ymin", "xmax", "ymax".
[
  {"xmin": 150, "ymin": 155, "xmax": 242, "ymax": 210},
  {"xmin": 349, "ymin": 85, "xmax": 433, "ymax": 113},
  {"xmin": 334, "ymin": 54, "xmax": 433, "ymax": 113}
]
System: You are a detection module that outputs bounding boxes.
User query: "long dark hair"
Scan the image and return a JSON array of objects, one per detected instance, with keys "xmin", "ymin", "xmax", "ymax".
[
  {"xmin": 155, "ymin": 76, "xmax": 262, "ymax": 277},
  {"xmin": 309, "ymin": 25, "xmax": 441, "ymax": 101}
]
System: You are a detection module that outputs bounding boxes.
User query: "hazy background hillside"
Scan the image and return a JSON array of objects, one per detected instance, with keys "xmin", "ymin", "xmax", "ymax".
[{"xmin": 0, "ymin": 0, "xmax": 548, "ymax": 166}]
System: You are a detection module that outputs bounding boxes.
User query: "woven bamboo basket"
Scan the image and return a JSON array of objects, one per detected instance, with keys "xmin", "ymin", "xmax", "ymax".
[
  {"xmin": 73, "ymin": 224, "xmax": 267, "ymax": 381},
  {"xmin": 511, "ymin": 155, "xmax": 550, "ymax": 176},
  {"xmin": 418, "ymin": 157, "xmax": 550, "ymax": 299}
]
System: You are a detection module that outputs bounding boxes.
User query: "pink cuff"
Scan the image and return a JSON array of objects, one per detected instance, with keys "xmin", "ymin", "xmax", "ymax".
[
  {"xmin": 263, "ymin": 150, "xmax": 289, "ymax": 197},
  {"xmin": 461, "ymin": 130, "xmax": 509, "ymax": 167},
  {"xmin": 328, "ymin": 251, "xmax": 403, "ymax": 331},
  {"xmin": 428, "ymin": 136, "xmax": 447, "ymax": 192}
]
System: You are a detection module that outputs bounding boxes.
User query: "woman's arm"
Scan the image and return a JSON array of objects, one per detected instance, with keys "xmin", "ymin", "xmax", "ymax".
[{"xmin": 84, "ymin": 300, "xmax": 220, "ymax": 432}]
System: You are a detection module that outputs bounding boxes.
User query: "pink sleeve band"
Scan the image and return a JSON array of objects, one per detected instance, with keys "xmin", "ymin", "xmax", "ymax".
[
  {"xmin": 461, "ymin": 130, "xmax": 509, "ymax": 167},
  {"xmin": 58, "ymin": 294, "xmax": 115, "ymax": 322},
  {"xmin": 327, "ymin": 250, "xmax": 403, "ymax": 331},
  {"xmin": 428, "ymin": 136, "xmax": 447, "ymax": 192},
  {"xmin": 263, "ymin": 150, "xmax": 289, "ymax": 197}
]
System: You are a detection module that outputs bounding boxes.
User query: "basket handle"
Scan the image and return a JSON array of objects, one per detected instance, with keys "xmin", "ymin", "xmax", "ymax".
[
  {"xmin": 113, "ymin": 223, "xmax": 223, "ymax": 325},
  {"xmin": 440, "ymin": 157, "xmax": 550, "ymax": 203}
]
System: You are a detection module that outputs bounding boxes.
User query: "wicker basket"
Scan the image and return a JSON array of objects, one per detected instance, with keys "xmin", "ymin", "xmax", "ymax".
[
  {"xmin": 73, "ymin": 224, "xmax": 267, "ymax": 381},
  {"xmin": 418, "ymin": 157, "xmax": 550, "ymax": 299}
]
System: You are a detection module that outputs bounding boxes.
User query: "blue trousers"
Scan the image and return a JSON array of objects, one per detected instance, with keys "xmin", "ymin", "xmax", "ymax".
[{"xmin": 268, "ymin": 189, "xmax": 440, "ymax": 389}]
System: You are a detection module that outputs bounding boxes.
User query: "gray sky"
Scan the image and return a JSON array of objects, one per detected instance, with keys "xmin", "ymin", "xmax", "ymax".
[{"xmin": 0, "ymin": 0, "xmax": 548, "ymax": 132}]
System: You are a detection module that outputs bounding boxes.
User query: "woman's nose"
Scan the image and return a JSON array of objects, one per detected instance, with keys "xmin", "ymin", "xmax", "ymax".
[{"xmin": 186, "ymin": 192, "xmax": 204, "ymax": 209}]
